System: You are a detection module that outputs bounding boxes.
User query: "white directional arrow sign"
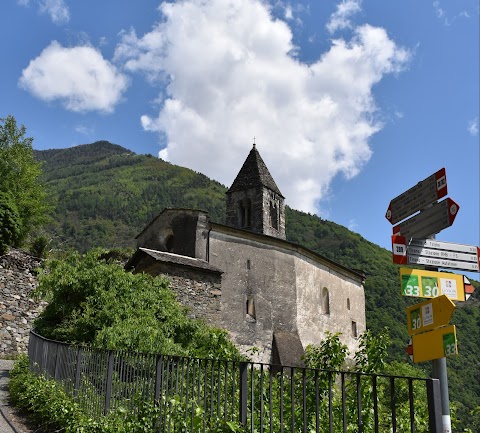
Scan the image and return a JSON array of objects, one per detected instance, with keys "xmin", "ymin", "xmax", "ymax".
[
  {"xmin": 386, "ymin": 168, "xmax": 447, "ymax": 225},
  {"xmin": 392, "ymin": 236, "xmax": 480, "ymax": 273}
]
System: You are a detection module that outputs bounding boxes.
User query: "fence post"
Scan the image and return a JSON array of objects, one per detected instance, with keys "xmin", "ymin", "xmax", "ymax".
[
  {"xmin": 239, "ymin": 362, "xmax": 248, "ymax": 427},
  {"xmin": 104, "ymin": 351, "xmax": 115, "ymax": 415},
  {"xmin": 427, "ymin": 378, "xmax": 443, "ymax": 433},
  {"xmin": 154, "ymin": 354, "xmax": 163, "ymax": 402},
  {"xmin": 53, "ymin": 343, "xmax": 60, "ymax": 380},
  {"xmin": 73, "ymin": 348, "xmax": 83, "ymax": 398}
]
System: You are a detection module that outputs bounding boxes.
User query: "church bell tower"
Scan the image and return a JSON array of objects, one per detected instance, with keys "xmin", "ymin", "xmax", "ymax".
[{"xmin": 225, "ymin": 144, "xmax": 285, "ymax": 239}]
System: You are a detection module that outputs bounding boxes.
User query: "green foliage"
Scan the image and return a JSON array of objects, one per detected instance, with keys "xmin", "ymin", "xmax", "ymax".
[
  {"xmin": 0, "ymin": 115, "xmax": 51, "ymax": 244},
  {"xmin": 34, "ymin": 141, "xmax": 226, "ymax": 251},
  {"xmin": 301, "ymin": 331, "xmax": 433, "ymax": 432},
  {"xmin": 10, "ymin": 355, "xmax": 243, "ymax": 433},
  {"xmin": 303, "ymin": 332, "xmax": 348, "ymax": 371},
  {"xmin": 0, "ymin": 191, "xmax": 22, "ymax": 254},
  {"xmin": 30, "ymin": 236, "xmax": 49, "ymax": 258},
  {"xmin": 34, "ymin": 249, "xmax": 241, "ymax": 360}
]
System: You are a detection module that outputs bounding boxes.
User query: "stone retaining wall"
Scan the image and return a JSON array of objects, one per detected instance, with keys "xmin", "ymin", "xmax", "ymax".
[{"xmin": 0, "ymin": 249, "xmax": 46, "ymax": 356}]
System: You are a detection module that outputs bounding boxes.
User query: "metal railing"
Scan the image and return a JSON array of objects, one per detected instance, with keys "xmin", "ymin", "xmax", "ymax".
[{"xmin": 27, "ymin": 331, "xmax": 443, "ymax": 432}]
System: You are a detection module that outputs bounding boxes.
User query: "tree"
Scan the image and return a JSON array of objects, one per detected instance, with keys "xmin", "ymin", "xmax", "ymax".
[
  {"xmin": 34, "ymin": 249, "xmax": 242, "ymax": 360},
  {"xmin": 0, "ymin": 115, "xmax": 50, "ymax": 245},
  {"xmin": 0, "ymin": 191, "xmax": 22, "ymax": 254}
]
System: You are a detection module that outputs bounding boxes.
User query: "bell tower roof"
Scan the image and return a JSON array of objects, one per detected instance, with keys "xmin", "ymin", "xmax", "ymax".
[{"xmin": 227, "ymin": 144, "xmax": 284, "ymax": 197}]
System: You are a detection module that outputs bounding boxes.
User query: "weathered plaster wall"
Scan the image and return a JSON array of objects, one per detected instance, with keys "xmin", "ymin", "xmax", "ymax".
[
  {"xmin": 294, "ymin": 256, "xmax": 365, "ymax": 355},
  {"xmin": 206, "ymin": 227, "xmax": 366, "ymax": 363},
  {"xmin": 208, "ymin": 230, "xmax": 297, "ymax": 363},
  {"xmin": 0, "ymin": 250, "xmax": 46, "ymax": 356}
]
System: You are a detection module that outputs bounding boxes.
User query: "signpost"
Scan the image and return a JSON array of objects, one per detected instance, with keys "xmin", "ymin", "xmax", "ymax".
[
  {"xmin": 385, "ymin": 168, "xmax": 447, "ymax": 225},
  {"xmin": 399, "ymin": 267, "xmax": 466, "ymax": 301},
  {"xmin": 406, "ymin": 295, "xmax": 455, "ymax": 335},
  {"xmin": 392, "ymin": 236, "xmax": 480, "ymax": 272},
  {"xmin": 392, "ymin": 197, "xmax": 459, "ymax": 239},
  {"xmin": 388, "ymin": 168, "xmax": 460, "ymax": 433},
  {"xmin": 409, "ymin": 325, "xmax": 457, "ymax": 363}
]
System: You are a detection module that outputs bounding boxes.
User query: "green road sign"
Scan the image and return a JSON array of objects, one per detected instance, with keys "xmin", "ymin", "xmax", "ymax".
[
  {"xmin": 399, "ymin": 268, "xmax": 466, "ymax": 301},
  {"xmin": 410, "ymin": 325, "xmax": 457, "ymax": 363},
  {"xmin": 406, "ymin": 295, "xmax": 455, "ymax": 336}
]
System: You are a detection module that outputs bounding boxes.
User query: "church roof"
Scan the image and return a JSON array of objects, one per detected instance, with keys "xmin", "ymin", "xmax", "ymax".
[{"xmin": 227, "ymin": 145, "xmax": 284, "ymax": 197}]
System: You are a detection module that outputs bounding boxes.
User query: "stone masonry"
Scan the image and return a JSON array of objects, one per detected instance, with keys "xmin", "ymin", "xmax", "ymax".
[{"xmin": 0, "ymin": 249, "xmax": 46, "ymax": 356}]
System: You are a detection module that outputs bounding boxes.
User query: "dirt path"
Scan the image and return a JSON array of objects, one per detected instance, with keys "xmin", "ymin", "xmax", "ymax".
[{"xmin": 0, "ymin": 360, "xmax": 34, "ymax": 433}]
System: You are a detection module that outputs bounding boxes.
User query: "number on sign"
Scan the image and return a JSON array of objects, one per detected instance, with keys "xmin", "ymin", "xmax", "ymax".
[
  {"xmin": 411, "ymin": 317, "xmax": 421, "ymax": 330},
  {"xmin": 444, "ymin": 344, "xmax": 456, "ymax": 356},
  {"xmin": 423, "ymin": 285, "xmax": 439, "ymax": 297},
  {"xmin": 406, "ymin": 285, "xmax": 420, "ymax": 296}
]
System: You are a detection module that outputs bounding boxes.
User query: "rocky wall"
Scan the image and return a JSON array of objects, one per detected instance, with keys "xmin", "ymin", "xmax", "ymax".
[{"xmin": 0, "ymin": 249, "xmax": 46, "ymax": 356}]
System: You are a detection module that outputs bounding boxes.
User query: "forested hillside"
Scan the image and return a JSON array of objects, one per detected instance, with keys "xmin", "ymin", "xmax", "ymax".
[{"xmin": 34, "ymin": 141, "xmax": 479, "ymax": 428}]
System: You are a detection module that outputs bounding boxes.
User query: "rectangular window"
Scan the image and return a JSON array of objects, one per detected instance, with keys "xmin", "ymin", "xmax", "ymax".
[{"xmin": 351, "ymin": 321, "xmax": 358, "ymax": 338}]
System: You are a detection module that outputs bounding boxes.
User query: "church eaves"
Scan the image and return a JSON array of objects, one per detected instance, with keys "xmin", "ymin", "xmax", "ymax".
[{"xmin": 227, "ymin": 145, "xmax": 284, "ymax": 197}]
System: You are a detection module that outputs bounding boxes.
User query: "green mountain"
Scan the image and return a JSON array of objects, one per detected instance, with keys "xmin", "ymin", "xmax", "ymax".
[{"xmin": 34, "ymin": 141, "xmax": 479, "ymax": 429}]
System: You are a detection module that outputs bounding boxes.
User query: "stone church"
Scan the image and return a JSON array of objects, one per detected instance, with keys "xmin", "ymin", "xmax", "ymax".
[{"xmin": 126, "ymin": 144, "xmax": 366, "ymax": 365}]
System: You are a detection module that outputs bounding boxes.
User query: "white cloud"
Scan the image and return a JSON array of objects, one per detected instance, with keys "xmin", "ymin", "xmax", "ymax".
[
  {"xmin": 468, "ymin": 117, "xmax": 479, "ymax": 136},
  {"xmin": 326, "ymin": 0, "xmax": 362, "ymax": 34},
  {"xmin": 433, "ymin": 1, "xmax": 445, "ymax": 19},
  {"xmin": 19, "ymin": 41, "xmax": 129, "ymax": 113},
  {"xmin": 115, "ymin": 0, "xmax": 409, "ymax": 214},
  {"xmin": 75, "ymin": 124, "xmax": 95, "ymax": 136},
  {"xmin": 39, "ymin": 0, "xmax": 69, "ymax": 24},
  {"xmin": 18, "ymin": 0, "xmax": 70, "ymax": 24}
]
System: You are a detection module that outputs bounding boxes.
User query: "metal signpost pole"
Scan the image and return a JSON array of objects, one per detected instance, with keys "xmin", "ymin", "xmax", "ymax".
[
  {"xmin": 427, "ymin": 237, "xmax": 451, "ymax": 433},
  {"xmin": 432, "ymin": 356, "xmax": 451, "ymax": 432}
]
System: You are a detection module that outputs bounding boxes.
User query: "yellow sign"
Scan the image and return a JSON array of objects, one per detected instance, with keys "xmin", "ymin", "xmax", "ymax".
[
  {"xmin": 411, "ymin": 325, "xmax": 457, "ymax": 363},
  {"xmin": 406, "ymin": 295, "xmax": 455, "ymax": 336},
  {"xmin": 399, "ymin": 267, "xmax": 465, "ymax": 301}
]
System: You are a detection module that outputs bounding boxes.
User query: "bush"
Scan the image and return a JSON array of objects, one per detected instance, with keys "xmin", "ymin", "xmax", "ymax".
[
  {"xmin": 0, "ymin": 191, "xmax": 22, "ymax": 254},
  {"xmin": 30, "ymin": 236, "xmax": 49, "ymax": 258},
  {"xmin": 34, "ymin": 249, "xmax": 242, "ymax": 360}
]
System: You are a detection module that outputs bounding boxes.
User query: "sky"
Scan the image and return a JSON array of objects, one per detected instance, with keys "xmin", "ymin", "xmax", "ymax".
[{"xmin": 1, "ymin": 0, "xmax": 479, "ymax": 279}]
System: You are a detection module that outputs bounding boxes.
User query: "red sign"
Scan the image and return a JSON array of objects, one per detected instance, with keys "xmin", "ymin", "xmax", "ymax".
[{"xmin": 386, "ymin": 168, "xmax": 447, "ymax": 225}]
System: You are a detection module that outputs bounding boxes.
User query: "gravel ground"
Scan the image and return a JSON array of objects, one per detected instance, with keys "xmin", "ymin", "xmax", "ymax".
[{"xmin": 0, "ymin": 360, "xmax": 34, "ymax": 433}]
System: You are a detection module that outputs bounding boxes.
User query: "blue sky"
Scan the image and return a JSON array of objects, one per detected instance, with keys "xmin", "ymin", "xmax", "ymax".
[{"xmin": 1, "ymin": 0, "xmax": 479, "ymax": 278}]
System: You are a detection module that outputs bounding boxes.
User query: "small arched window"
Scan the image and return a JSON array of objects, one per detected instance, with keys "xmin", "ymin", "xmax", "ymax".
[
  {"xmin": 322, "ymin": 287, "xmax": 330, "ymax": 315},
  {"xmin": 347, "ymin": 298, "xmax": 351, "ymax": 310}
]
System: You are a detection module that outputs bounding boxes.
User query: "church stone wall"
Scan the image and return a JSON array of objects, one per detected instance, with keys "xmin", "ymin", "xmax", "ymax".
[
  {"xmin": 138, "ymin": 260, "xmax": 222, "ymax": 326},
  {"xmin": 294, "ymin": 256, "xmax": 365, "ymax": 355},
  {"xmin": 136, "ymin": 209, "xmax": 208, "ymax": 260},
  {"xmin": 208, "ymin": 230, "xmax": 297, "ymax": 364},
  {"xmin": 206, "ymin": 227, "xmax": 365, "ymax": 363}
]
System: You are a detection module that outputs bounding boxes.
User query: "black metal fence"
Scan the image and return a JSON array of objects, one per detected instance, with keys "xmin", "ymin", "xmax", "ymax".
[{"xmin": 28, "ymin": 331, "xmax": 443, "ymax": 432}]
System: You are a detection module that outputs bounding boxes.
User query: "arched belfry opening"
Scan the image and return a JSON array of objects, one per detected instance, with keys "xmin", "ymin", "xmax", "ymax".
[{"xmin": 225, "ymin": 143, "xmax": 286, "ymax": 239}]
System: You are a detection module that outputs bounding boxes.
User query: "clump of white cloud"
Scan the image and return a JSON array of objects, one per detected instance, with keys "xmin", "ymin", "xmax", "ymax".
[
  {"xmin": 19, "ymin": 41, "xmax": 129, "ymax": 113},
  {"xmin": 433, "ymin": 1, "xmax": 445, "ymax": 19},
  {"xmin": 468, "ymin": 117, "xmax": 479, "ymax": 136},
  {"xmin": 39, "ymin": 0, "xmax": 70, "ymax": 24},
  {"xmin": 17, "ymin": 0, "xmax": 70, "ymax": 24},
  {"xmin": 326, "ymin": 0, "xmax": 362, "ymax": 34},
  {"xmin": 115, "ymin": 0, "xmax": 410, "ymax": 214}
]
